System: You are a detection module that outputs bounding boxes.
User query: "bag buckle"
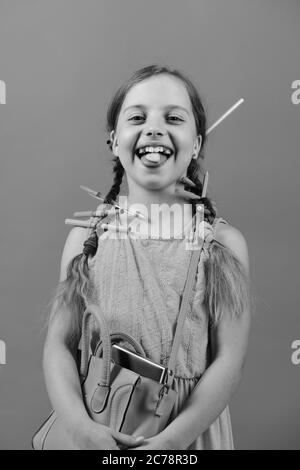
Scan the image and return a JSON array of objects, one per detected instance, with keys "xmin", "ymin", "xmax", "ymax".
[{"xmin": 155, "ymin": 384, "xmax": 170, "ymax": 417}]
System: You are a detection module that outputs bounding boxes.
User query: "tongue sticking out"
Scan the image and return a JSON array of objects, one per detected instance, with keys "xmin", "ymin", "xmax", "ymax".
[
  {"xmin": 140, "ymin": 153, "xmax": 168, "ymax": 167},
  {"xmin": 143, "ymin": 153, "xmax": 161, "ymax": 162}
]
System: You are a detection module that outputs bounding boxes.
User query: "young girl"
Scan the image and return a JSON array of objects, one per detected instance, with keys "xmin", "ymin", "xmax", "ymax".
[{"xmin": 43, "ymin": 64, "xmax": 251, "ymax": 450}]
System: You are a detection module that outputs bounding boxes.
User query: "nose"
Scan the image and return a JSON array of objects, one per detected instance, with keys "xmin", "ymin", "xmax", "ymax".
[{"xmin": 143, "ymin": 127, "xmax": 166, "ymax": 138}]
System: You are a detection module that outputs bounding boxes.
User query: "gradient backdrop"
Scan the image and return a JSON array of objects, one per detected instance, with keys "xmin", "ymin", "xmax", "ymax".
[{"xmin": 0, "ymin": 0, "xmax": 299, "ymax": 449}]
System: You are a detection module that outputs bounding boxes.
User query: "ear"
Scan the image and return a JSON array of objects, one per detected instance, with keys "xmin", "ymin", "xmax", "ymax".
[
  {"xmin": 110, "ymin": 130, "xmax": 119, "ymax": 156},
  {"xmin": 193, "ymin": 134, "xmax": 202, "ymax": 158}
]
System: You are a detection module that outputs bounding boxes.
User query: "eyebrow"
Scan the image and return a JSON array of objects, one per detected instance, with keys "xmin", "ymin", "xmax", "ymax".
[{"xmin": 123, "ymin": 104, "xmax": 190, "ymax": 115}]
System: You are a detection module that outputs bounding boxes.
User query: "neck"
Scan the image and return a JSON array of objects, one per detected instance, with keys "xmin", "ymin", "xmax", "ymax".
[{"xmin": 117, "ymin": 187, "xmax": 194, "ymax": 239}]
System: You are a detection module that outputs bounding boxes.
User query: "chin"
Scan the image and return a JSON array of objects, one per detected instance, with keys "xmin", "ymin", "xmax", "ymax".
[{"xmin": 142, "ymin": 180, "xmax": 166, "ymax": 190}]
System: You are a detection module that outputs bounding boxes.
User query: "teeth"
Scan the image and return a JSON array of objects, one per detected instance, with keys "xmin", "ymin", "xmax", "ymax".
[{"xmin": 136, "ymin": 146, "xmax": 172, "ymax": 156}]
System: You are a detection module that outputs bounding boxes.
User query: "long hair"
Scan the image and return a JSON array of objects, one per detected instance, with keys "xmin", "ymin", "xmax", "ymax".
[{"xmin": 47, "ymin": 64, "xmax": 251, "ymax": 351}]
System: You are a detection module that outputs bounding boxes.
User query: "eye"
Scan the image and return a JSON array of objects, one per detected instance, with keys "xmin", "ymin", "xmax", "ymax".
[
  {"xmin": 167, "ymin": 115, "xmax": 184, "ymax": 122},
  {"xmin": 128, "ymin": 115, "xmax": 145, "ymax": 122},
  {"xmin": 128, "ymin": 114, "xmax": 184, "ymax": 123}
]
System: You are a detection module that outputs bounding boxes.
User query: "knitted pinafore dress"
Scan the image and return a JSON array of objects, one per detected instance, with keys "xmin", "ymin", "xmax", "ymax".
[{"xmin": 86, "ymin": 215, "xmax": 234, "ymax": 450}]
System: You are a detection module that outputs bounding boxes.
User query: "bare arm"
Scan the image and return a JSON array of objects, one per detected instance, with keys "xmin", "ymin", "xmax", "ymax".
[
  {"xmin": 161, "ymin": 225, "xmax": 251, "ymax": 449},
  {"xmin": 134, "ymin": 225, "xmax": 251, "ymax": 450},
  {"xmin": 43, "ymin": 227, "xmax": 92, "ymax": 433},
  {"xmin": 43, "ymin": 226, "xmax": 144, "ymax": 449}
]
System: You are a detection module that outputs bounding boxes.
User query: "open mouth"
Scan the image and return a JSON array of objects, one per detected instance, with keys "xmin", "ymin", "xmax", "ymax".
[{"xmin": 134, "ymin": 145, "xmax": 175, "ymax": 166}]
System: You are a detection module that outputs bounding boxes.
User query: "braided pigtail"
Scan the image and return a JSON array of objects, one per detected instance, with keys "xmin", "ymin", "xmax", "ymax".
[
  {"xmin": 186, "ymin": 159, "xmax": 251, "ymax": 327},
  {"xmin": 105, "ymin": 153, "xmax": 125, "ymax": 205},
  {"xmin": 186, "ymin": 158, "xmax": 217, "ymax": 225},
  {"xmin": 48, "ymin": 253, "xmax": 92, "ymax": 352},
  {"xmin": 203, "ymin": 241, "xmax": 251, "ymax": 327},
  {"xmin": 47, "ymin": 156, "xmax": 125, "ymax": 352},
  {"xmin": 48, "ymin": 224, "xmax": 104, "ymax": 350}
]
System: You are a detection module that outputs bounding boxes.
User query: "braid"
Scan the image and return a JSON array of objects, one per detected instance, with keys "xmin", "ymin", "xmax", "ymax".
[
  {"xmin": 187, "ymin": 158, "xmax": 204, "ymax": 193},
  {"xmin": 83, "ymin": 230, "xmax": 98, "ymax": 258},
  {"xmin": 67, "ymin": 156, "xmax": 124, "ymax": 328},
  {"xmin": 104, "ymin": 157, "xmax": 125, "ymax": 205},
  {"xmin": 184, "ymin": 163, "xmax": 251, "ymax": 328},
  {"xmin": 186, "ymin": 159, "xmax": 217, "ymax": 225},
  {"xmin": 185, "ymin": 158, "xmax": 251, "ymax": 327},
  {"xmin": 47, "ymin": 202, "xmax": 109, "ymax": 348},
  {"xmin": 65, "ymin": 152, "xmax": 124, "ymax": 325},
  {"xmin": 47, "ymin": 253, "xmax": 93, "ymax": 353}
]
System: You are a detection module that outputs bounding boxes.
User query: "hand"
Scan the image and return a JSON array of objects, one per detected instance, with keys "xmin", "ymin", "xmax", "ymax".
[
  {"xmin": 175, "ymin": 176, "xmax": 217, "ymax": 222},
  {"xmin": 68, "ymin": 418, "xmax": 145, "ymax": 450},
  {"xmin": 129, "ymin": 434, "xmax": 174, "ymax": 451},
  {"xmin": 175, "ymin": 176, "xmax": 202, "ymax": 200}
]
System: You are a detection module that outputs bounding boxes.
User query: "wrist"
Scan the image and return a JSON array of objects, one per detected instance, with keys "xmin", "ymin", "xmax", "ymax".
[
  {"xmin": 62, "ymin": 412, "xmax": 92, "ymax": 437},
  {"xmin": 158, "ymin": 429, "xmax": 185, "ymax": 451}
]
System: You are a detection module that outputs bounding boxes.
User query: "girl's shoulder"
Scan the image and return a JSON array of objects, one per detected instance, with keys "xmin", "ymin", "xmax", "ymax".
[
  {"xmin": 213, "ymin": 217, "xmax": 250, "ymax": 276},
  {"xmin": 59, "ymin": 226, "xmax": 88, "ymax": 281}
]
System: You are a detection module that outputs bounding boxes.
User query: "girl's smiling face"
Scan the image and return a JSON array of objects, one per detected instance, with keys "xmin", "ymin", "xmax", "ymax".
[{"xmin": 110, "ymin": 74, "xmax": 202, "ymax": 196}]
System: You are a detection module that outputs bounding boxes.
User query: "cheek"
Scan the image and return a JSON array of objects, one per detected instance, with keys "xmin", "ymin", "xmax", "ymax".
[
  {"xmin": 173, "ymin": 146, "xmax": 194, "ymax": 176},
  {"xmin": 118, "ymin": 127, "xmax": 137, "ymax": 147},
  {"xmin": 176, "ymin": 131, "xmax": 194, "ymax": 153},
  {"xmin": 118, "ymin": 154, "xmax": 133, "ymax": 172},
  {"xmin": 116, "ymin": 130, "xmax": 137, "ymax": 162},
  {"xmin": 176, "ymin": 156, "xmax": 192, "ymax": 175},
  {"xmin": 176, "ymin": 138, "xmax": 193, "ymax": 161}
]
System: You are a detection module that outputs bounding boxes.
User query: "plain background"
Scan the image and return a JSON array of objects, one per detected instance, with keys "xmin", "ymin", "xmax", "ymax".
[{"xmin": 0, "ymin": 0, "xmax": 299, "ymax": 449}]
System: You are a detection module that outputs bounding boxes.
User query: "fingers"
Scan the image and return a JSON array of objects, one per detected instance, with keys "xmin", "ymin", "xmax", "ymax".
[
  {"xmin": 176, "ymin": 177, "xmax": 202, "ymax": 200},
  {"xmin": 111, "ymin": 430, "xmax": 144, "ymax": 447},
  {"xmin": 177, "ymin": 178, "xmax": 217, "ymax": 210},
  {"xmin": 175, "ymin": 187, "xmax": 201, "ymax": 200},
  {"xmin": 179, "ymin": 176, "xmax": 197, "ymax": 188},
  {"xmin": 175, "ymin": 178, "xmax": 218, "ymax": 226}
]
